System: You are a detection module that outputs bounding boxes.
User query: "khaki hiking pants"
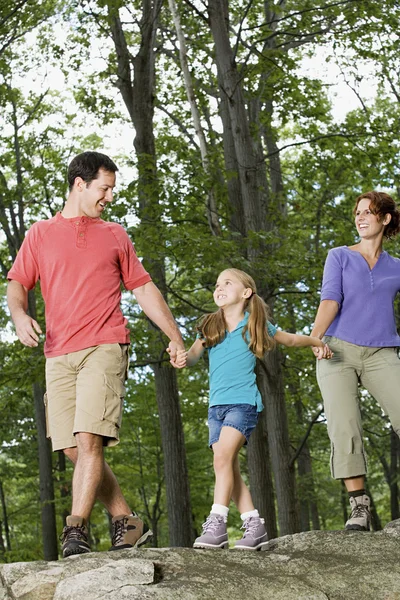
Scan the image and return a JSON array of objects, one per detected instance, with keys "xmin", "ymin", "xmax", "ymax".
[{"xmin": 316, "ymin": 336, "xmax": 400, "ymax": 480}]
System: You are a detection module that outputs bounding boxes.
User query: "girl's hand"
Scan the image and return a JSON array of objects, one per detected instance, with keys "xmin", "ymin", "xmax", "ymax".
[
  {"xmin": 167, "ymin": 347, "xmax": 187, "ymax": 369},
  {"xmin": 313, "ymin": 343, "xmax": 333, "ymax": 360}
]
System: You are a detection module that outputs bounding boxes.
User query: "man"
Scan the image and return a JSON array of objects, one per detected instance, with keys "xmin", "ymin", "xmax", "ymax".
[{"xmin": 7, "ymin": 151, "xmax": 184, "ymax": 558}]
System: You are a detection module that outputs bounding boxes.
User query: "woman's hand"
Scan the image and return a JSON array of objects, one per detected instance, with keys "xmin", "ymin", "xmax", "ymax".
[{"xmin": 312, "ymin": 343, "xmax": 333, "ymax": 360}]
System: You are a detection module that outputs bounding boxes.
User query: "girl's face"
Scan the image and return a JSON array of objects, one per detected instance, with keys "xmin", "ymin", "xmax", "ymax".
[
  {"xmin": 355, "ymin": 198, "xmax": 390, "ymax": 239},
  {"xmin": 213, "ymin": 270, "xmax": 252, "ymax": 309}
]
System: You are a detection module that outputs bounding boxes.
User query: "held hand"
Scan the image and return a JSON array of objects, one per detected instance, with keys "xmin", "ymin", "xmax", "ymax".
[
  {"xmin": 14, "ymin": 313, "xmax": 42, "ymax": 347},
  {"xmin": 313, "ymin": 343, "xmax": 333, "ymax": 360},
  {"xmin": 167, "ymin": 340, "xmax": 185, "ymax": 361},
  {"xmin": 167, "ymin": 347, "xmax": 187, "ymax": 369}
]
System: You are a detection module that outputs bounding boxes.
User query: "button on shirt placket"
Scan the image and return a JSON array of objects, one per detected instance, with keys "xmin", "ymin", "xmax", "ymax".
[{"xmin": 76, "ymin": 219, "xmax": 87, "ymax": 249}]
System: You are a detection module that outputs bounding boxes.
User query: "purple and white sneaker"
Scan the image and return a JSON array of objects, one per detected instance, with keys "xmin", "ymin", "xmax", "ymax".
[
  {"xmin": 234, "ymin": 516, "xmax": 269, "ymax": 551},
  {"xmin": 193, "ymin": 513, "xmax": 229, "ymax": 549}
]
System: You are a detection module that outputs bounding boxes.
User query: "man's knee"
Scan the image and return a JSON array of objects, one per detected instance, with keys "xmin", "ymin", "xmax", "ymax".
[
  {"xmin": 63, "ymin": 447, "xmax": 77, "ymax": 463},
  {"xmin": 75, "ymin": 432, "xmax": 104, "ymax": 455}
]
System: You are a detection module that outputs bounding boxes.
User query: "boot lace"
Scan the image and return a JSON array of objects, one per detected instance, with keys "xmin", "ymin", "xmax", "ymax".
[
  {"xmin": 241, "ymin": 517, "xmax": 261, "ymax": 538},
  {"xmin": 60, "ymin": 525, "xmax": 88, "ymax": 543},
  {"xmin": 350, "ymin": 503, "xmax": 368, "ymax": 519},
  {"xmin": 112, "ymin": 517, "xmax": 128, "ymax": 545},
  {"xmin": 202, "ymin": 515, "xmax": 224, "ymax": 534}
]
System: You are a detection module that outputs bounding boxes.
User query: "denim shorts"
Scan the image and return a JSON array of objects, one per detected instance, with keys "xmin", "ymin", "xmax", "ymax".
[{"xmin": 208, "ymin": 403, "xmax": 259, "ymax": 447}]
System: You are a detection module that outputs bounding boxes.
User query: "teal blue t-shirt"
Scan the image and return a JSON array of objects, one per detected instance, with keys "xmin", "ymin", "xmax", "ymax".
[{"xmin": 206, "ymin": 312, "xmax": 277, "ymax": 412}]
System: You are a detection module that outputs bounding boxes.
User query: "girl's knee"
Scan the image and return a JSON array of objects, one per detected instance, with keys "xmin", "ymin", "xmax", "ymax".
[{"xmin": 213, "ymin": 452, "xmax": 234, "ymax": 472}]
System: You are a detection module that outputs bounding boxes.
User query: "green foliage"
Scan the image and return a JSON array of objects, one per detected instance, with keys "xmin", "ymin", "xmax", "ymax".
[{"xmin": 1, "ymin": 0, "xmax": 400, "ymax": 559}]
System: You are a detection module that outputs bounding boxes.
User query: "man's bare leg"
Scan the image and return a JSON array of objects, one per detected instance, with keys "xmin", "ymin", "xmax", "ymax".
[{"xmin": 64, "ymin": 433, "xmax": 131, "ymax": 520}]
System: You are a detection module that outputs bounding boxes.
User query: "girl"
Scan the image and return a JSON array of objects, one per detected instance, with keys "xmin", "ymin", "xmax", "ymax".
[{"xmin": 171, "ymin": 268, "xmax": 331, "ymax": 550}]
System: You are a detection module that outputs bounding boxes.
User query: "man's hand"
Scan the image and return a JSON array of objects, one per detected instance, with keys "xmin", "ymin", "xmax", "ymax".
[
  {"xmin": 167, "ymin": 340, "xmax": 186, "ymax": 368},
  {"xmin": 168, "ymin": 348, "xmax": 187, "ymax": 369},
  {"xmin": 14, "ymin": 313, "xmax": 42, "ymax": 347}
]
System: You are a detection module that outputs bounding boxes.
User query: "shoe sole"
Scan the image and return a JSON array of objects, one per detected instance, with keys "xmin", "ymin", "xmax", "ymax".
[
  {"xmin": 345, "ymin": 525, "xmax": 370, "ymax": 531},
  {"xmin": 233, "ymin": 541, "xmax": 269, "ymax": 551},
  {"xmin": 63, "ymin": 546, "xmax": 91, "ymax": 558},
  {"xmin": 109, "ymin": 528, "xmax": 153, "ymax": 551},
  {"xmin": 193, "ymin": 542, "xmax": 229, "ymax": 550}
]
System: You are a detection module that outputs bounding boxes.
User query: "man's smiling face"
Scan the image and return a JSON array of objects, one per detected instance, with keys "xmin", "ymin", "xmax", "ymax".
[{"xmin": 75, "ymin": 168, "xmax": 116, "ymax": 218}]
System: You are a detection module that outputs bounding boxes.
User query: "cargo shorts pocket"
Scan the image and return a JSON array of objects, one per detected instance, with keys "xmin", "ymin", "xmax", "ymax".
[
  {"xmin": 103, "ymin": 375, "xmax": 125, "ymax": 429},
  {"xmin": 43, "ymin": 392, "xmax": 51, "ymax": 439}
]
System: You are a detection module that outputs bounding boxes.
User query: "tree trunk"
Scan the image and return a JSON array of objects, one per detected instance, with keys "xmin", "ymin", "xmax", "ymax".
[
  {"xmin": 153, "ymin": 363, "xmax": 193, "ymax": 546},
  {"xmin": 208, "ymin": 0, "xmax": 268, "ymax": 251},
  {"xmin": 0, "ymin": 481, "xmax": 11, "ymax": 551},
  {"xmin": 247, "ymin": 401, "xmax": 278, "ymax": 539},
  {"xmin": 28, "ymin": 290, "xmax": 58, "ymax": 560},
  {"xmin": 58, "ymin": 451, "xmax": 70, "ymax": 526},
  {"xmin": 208, "ymin": 0, "xmax": 298, "ymax": 534},
  {"xmin": 257, "ymin": 350, "xmax": 299, "ymax": 535},
  {"xmin": 365, "ymin": 485, "xmax": 382, "ymax": 531},
  {"xmin": 108, "ymin": 3, "xmax": 193, "ymax": 546},
  {"xmin": 168, "ymin": 0, "xmax": 220, "ymax": 236}
]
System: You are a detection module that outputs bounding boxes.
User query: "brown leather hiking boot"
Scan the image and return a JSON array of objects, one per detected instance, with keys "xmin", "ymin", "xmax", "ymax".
[
  {"xmin": 61, "ymin": 516, "xmax": 91, "ymax": 558},
  {"xmin": 109, "ymin": 514, "xmax": 153, "ymax": 550}
]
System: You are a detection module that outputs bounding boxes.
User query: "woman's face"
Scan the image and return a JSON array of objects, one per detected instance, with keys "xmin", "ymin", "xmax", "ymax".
[{"xmin": 355, "ymin": 198, "xmax": 389, "ymax": 239}]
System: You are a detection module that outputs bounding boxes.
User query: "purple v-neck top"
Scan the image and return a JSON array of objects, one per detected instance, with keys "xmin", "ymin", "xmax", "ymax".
[{"xmin": 321, "ymin": 246, "xmax": 400, "ymax": 347}]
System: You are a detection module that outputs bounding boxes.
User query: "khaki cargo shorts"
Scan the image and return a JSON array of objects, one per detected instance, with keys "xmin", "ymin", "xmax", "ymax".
[{"xmin": 44, "ymin": 343, "xmax": 129, "ymax": 452}]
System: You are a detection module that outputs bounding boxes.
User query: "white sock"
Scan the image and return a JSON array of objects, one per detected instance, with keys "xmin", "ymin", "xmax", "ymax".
[
  {"xmin": 211, "ymin": 504, "xmax": 229, "ymax": 520},
  {"xmin": 241, "ymin": 509, "xmax": 259, "ymax": 521}
]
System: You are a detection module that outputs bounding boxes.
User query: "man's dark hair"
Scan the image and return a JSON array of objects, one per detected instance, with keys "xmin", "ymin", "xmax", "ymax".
[{"xmin": 67, "ymin": 151, "xmax": 118, "ymax": 191}]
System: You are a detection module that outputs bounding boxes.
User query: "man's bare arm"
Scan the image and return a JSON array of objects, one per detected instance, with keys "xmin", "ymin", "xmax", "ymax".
[
  {"xmin": 7, "ymin": 280, "xmax": 42, "ymax": 347},
  {"xmin": 132, "ymin": 281, "xmax": 184, "ymax": 361}
]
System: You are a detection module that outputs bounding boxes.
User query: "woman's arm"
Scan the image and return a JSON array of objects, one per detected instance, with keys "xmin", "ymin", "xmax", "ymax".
[{"xmin": 310, "ymin": 299, "xmax": 339, "ymax": 340}]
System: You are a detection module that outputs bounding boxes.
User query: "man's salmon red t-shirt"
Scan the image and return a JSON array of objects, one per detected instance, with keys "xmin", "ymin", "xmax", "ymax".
[{"xmin": 7, "ymin": 213, "xmax": 152, "ymax": 357}]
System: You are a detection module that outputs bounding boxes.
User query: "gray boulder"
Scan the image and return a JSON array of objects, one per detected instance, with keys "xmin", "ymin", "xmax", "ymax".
[{"xmin": 1, "ymin": 520, "xmax": 400, "ymax": 599}]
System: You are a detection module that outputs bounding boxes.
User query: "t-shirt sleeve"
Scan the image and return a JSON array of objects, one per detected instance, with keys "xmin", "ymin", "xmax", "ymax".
[
  {"xmin": 267, "ymin": 321, "xmax": 277, "ymax": 337},
  {"xmin": 7, "ymin": 224, "xmax": 41, "ymax": 290},
  {"xmin": 117, "ymin": 230, "xmax": 152, "ymax": 290},
  {"xmin": 320, "ymin": 249, "xmax": 343, "ymax": 306}
]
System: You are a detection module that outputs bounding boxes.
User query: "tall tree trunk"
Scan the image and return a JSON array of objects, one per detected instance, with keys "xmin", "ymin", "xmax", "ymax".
[
  {"xmin": 208, "ymin": 0, "xmax": 298, "ymax": 534},
  {"xmin": 208, "ymin": 0, "xmax": 268, "ymax": 252},
  {"xmin": 257, "ymin": 350, "xmax": 299, "ymax": 535},
  {"xmin": 58, "ymin": 451, "xmax": 70, "ymax": 526},
  {"xmin": 247, "ymin": 398, "xmax": 278, "ymax": 539},
  {"xmin": 168, "ymin": 0, "xmax": 220, "ymax": 236},
  {"xmin": 365, "ymin": 485, "xmax": 382, "ymax": 531},
  {"xmin": 108, "ymin": 2, "xmax": 193, "ymax": 546},
  {"xmin": 0, "ymin": 481, "xmax": 11, "ymax": 551},
  {"xmin": 29, "ymin": 291, "xmax": 58, "ymax": 560}
]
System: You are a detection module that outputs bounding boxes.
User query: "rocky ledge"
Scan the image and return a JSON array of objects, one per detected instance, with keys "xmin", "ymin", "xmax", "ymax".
[{"xmin": 1, "ymin": 519, "xmax": 400, "ymax": 600}]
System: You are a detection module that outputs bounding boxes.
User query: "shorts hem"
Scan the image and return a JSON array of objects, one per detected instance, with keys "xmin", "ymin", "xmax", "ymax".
[{"xmin": 209, "ymin": 424, "xmax": 248, "ymax": 448}]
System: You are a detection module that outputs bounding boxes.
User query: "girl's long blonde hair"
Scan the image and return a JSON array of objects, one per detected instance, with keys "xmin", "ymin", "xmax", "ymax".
[{"xmin": 196, "ymin": 268, "xmax": 275, "ymax": 359}]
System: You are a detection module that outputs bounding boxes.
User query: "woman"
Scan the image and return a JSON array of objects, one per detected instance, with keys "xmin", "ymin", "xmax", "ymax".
[{"xmin": 311, "ymin": 190, "xmax": 400, "ymax": 530}]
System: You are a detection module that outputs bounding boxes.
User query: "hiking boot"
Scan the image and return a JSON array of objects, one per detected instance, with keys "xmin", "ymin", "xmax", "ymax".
[
  {"xmin": 234, "ymin": 516, "xmax": 269, "ymax": 551},
  {"xmin": 61, "ymin": 516, "xmax": 91, "ymax": 558},
  {"xmin": 345, "ymin": 494, "xmax": 371, "ymax": 531},
  {"xmin": 193, "ymin": 513, "xmax": 228, "ymax": 549},
  {"xmin": 109, "ymin": 514, "xmax": 153, "ymax": 550}
]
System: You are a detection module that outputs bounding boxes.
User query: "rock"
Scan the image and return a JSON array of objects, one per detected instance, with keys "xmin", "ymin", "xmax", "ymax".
[{"xmin": 1, "ymin": 523, "xmax": 400, "ymax": 599}]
